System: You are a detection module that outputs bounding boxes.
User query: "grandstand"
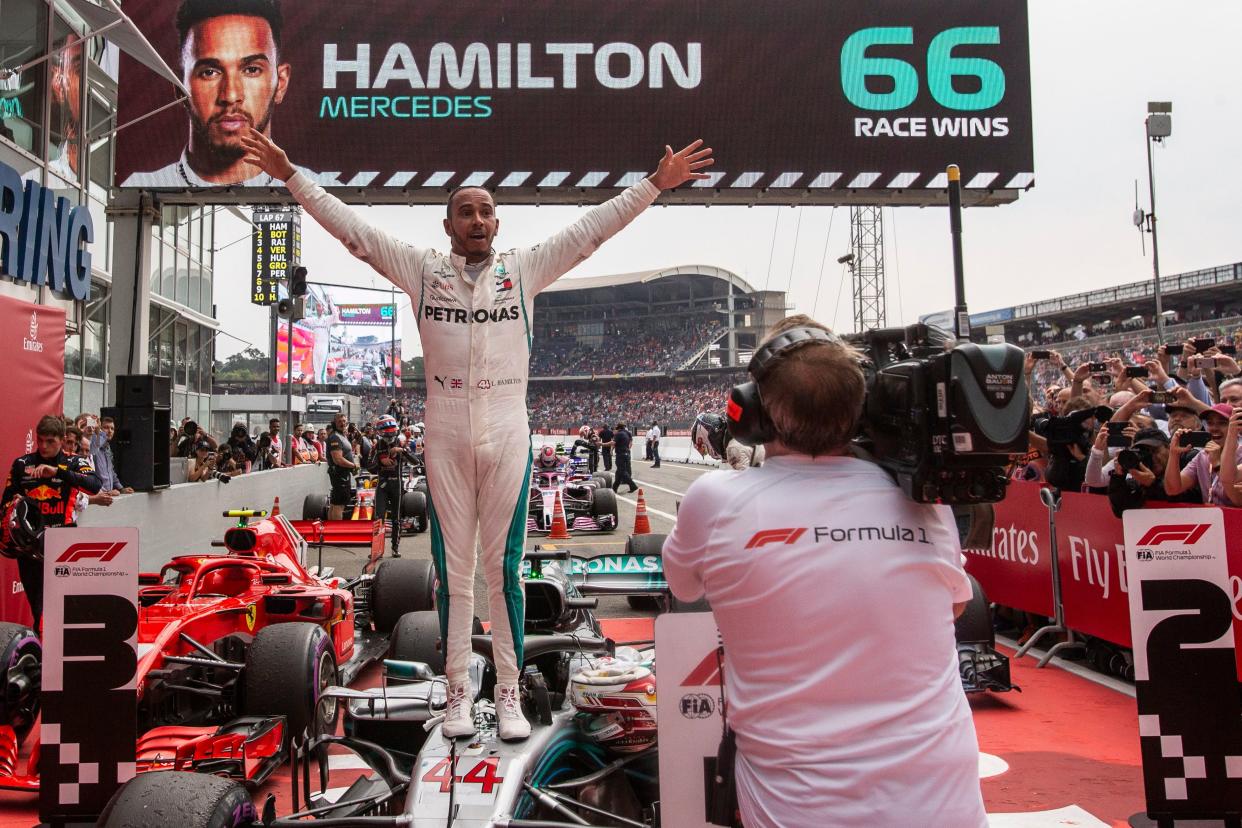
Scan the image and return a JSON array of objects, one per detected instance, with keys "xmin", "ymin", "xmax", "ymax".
[
  {"xmin": 967, "ymin": 260, "xmax": 1242, "ymax": 352},
  {"xmin": 965, "ymin": 261, "xmax": 1242, "ymax": 399},
  {"xmin": 531, "ymin": 265, "xmax": 786, "ymax": 377},
  {"xmin": 524, "ymin": 265, "xmax": 787, "ymax": 429}
]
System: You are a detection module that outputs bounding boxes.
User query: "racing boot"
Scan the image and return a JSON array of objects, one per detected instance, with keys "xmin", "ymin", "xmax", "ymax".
[
  {"xmin": 495, "ymin": 684, "xmax": 531, "ymax": 741},
  {"xmin": 442, "ymin": 681, "xmax": 476, "ymax": 738}
]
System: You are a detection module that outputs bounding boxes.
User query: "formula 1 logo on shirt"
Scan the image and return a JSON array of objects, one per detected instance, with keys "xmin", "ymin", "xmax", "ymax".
[{"xmin": 744, "ymin": 528, "xmax": 807, "ymax": 549}]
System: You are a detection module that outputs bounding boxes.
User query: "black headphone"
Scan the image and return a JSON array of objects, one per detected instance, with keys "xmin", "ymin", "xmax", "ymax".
[{"xmin": 727, "ymin": 327, "xmax": 842, "ymax": 446}]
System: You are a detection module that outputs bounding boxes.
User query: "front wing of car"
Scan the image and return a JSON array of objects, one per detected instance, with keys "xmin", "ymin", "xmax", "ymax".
[{"xmin": 135, "ymin": 716, "xmax": 286, "ymax": 785}]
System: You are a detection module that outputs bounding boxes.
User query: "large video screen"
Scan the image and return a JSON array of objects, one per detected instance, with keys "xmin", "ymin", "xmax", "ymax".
[
  {"xmin": 275, "ymin": 289, "xmax": 402, "ymax": 387},
  {"xmin": 114, "ymin": 0, "xmax": 1033, "ymax": 203}
]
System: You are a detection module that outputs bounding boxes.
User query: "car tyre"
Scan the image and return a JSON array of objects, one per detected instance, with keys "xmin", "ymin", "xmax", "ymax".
[
  {"xmin": 954, "ymin": 574, "xmax": 994, "ymax": 646},
  {"xmin": 302, "ymin": 493, "xmax": 329, "ymax": 521},
  {"xmin": 590, "ymin": 487, "xmax": 619, "ymax": 531},
  {"xmin": 0, "ymin": 623, "xmax": 39, "ymax": 745},
  {"xmin": 371, "ymin": 558, "xmax": 436, "ymax": 633},
  {"xmin": 594, "ymin": 471, "xmax": 615, "ymax": 489},
  {"xmin": 244, "ymin": 622, "xmax": 337, "ymax": 743},
  {"xmin": 99, "ymin": 771, "xmax": 256, "ymax": 828},
  {"xmin": 400, "ymin": 491, "xmax": 428, "ymax": 534},
  {"xmin": 389, "ymin": 610, "xmax": 444, "ymax": 672}
]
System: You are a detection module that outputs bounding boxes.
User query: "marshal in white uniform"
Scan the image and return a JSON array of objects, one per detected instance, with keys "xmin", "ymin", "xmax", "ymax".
[{"xmin": 664, "ymin": 454, "xmax": 986, "ymax": 828}]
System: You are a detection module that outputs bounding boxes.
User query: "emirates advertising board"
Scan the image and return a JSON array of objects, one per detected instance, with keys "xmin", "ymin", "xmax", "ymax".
[{"xmin": 114, "ymin": 0, "xmax": 1033, "ymax": 203}]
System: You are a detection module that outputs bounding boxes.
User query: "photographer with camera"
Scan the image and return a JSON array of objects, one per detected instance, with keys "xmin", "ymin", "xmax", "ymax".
[
  {"xmin": 187, "ymin": 440, "xmax": 233, "ymax": 484},
  {"xmin": 664, "ymin": 316, "xmax": 985, "ymax": 828},
  {"xmin": 221, "ymin": 423, "xmax": 258, "ymax": 474},
  {"xmin": 172, "ymin": 418, "xmax": 216, "ymax": 459},
  {"xmin": 369, "ymin": 415, "xmax": 416, "ymax": 557},
  {"xmin": 1030, "ymin": 397, "xmax": 1109, "ymax": 492}
]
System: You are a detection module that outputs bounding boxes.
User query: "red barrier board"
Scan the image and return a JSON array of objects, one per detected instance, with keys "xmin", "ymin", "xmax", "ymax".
[
  {"xmin": 967, "ymin": 481, "xmax": 1242, "ymax": 666},
  {"xmin": 963, "ymin": 481, "xmax": 1054, "ymax": 619}
]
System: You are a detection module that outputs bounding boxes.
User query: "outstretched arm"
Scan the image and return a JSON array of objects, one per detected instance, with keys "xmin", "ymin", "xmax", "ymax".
[
  {"xmin": 240, "ymin": 129, "xmax": 424, "ymax": 296},
  {"xmin": 522, "ymin": 140, "xmax": 714, "ymax": 295}
]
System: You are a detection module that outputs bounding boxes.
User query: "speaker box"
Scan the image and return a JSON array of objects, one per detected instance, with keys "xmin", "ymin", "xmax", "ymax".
[
  {"xmin": 115, "ymin": 374, "xmax": 171, "ymax": 409},
  {"xmin": 102, "ymin": 405, "xmax": 171, "ymax": 491}
]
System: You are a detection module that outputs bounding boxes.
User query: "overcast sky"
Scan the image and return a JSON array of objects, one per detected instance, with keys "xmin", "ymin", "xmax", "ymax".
[{"xmin": 213, "ymin": 1, "xmax": 1242, "ymax": 360}]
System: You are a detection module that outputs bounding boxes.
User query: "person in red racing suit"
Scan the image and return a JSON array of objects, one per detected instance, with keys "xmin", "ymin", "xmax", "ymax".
[{"xmin": 2, "ymin": 415, "xmax": 102, "ymax": 627}]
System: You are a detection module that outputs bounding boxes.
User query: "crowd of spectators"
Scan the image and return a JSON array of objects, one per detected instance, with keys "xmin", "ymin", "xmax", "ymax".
[
  {"xmin": 165, "ymin": 416, "xmax": 336, "ymax": 482},
  {"xmin": 529, "ymin": 315, "xmax": 724, "ymax": 377},
  {"xmin": 1011, "ymin": 304, "xmax": 1242, "ymax": 349},
  {"xmin": 525, "ymin": 374, "xmax": 742, "ymax": 430},
  {"xmin": 1015, "ymin": 336, "xmax": 1242, "ymax": 516},
  {"xmin": 1027, "ymin": 324, "xmax": 1242, "ymax": 403},
  {"xmin": 358, "ymin": 391, "xmax": 426, "ymax": 426}
]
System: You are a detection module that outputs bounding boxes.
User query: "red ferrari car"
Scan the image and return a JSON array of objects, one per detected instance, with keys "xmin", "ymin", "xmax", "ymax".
[{"xmin": 0, "ymin": 508, "xmax": 434, "ymax": 791}]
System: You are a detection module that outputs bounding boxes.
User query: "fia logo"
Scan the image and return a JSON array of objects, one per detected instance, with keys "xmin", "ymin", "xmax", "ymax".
[
  {"xmin": 22, "ymin": 312, "xmax": 43, "ymax": 353},
  {"xmin": 1136, "ymin": 550, "xmax": 1153, "ymax": 561}
]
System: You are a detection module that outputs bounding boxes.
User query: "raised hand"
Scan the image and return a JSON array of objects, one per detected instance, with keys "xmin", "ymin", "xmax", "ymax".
[
  {"xmin": 239, "ymin": 128, "xmax": 296, "ymax": 182},
  {"xmin": 649, "ymin": 139, "xmax": 715, "ymax": 190}
]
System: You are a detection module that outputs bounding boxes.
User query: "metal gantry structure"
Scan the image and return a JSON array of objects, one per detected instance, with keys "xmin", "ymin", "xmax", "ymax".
[{"xmin": 850, "ymin": 206, "xmax": 886, "ymax": 332}]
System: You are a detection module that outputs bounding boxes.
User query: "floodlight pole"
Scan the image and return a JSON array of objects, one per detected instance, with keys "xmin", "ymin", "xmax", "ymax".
[{"xmin": 1145, "ymin": 111, "xmax": 1167, "ymax": 342}]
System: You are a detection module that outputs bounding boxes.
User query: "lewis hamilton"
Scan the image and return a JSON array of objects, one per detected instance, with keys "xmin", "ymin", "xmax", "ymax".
[{"xmin": 241, "ymin": 127, "xmax": 712, "ymax": 740}]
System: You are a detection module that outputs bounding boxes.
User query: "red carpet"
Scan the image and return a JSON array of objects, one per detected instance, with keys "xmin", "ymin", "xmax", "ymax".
[{"xmin": 0, "ymin": 625, "xmax": 1143, "ymax": 826}]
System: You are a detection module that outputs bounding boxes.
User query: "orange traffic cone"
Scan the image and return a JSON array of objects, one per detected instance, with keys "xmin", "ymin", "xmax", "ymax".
[
  {"xmin": 549, "ymin": 491, "xmax": 572, "ymax": 540},
  {"xmin": 633, "ymin": 489, "xmax": 651, "ymax": 535},
  {"xmin": 271, "ymin": 496, "xmax": 281, "ymax": 516}
]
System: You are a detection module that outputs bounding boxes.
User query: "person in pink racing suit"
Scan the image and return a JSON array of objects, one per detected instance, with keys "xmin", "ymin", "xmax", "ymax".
[{"xmin": 240, "ymin": 127, "xmax": 713, "ymax": 741}]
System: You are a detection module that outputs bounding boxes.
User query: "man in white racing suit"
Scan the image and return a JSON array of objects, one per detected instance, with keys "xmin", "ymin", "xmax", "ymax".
[
  {"xmin": 301, "ymin": 296, "xmax": 340, "ymax": 384},
  {"xmin": 241, "ymin": 127, "xmax": 713, "ymax": 741}
]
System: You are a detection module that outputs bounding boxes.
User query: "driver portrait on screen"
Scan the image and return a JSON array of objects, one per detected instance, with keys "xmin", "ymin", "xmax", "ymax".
[{"xmin": 122, "ymin": 0, "xmax": 318, "ymax": 187}]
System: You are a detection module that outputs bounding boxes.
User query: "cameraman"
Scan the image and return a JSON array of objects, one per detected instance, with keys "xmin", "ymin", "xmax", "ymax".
[
  {"xmin": 369, "ymin": 416, "xmax": 416, "ymax": 557},
  {"xmin": 187, "ymin": 441, "xmax": 233, "ymax": 482},
  {"xmin": 664, "ymin": 316, "xmax": 985, "ymax": 828},
  {"xmin": 172, "ymin": 419, "xmax": 216, "ymax": 458},
  {"xmin": 1107, "ymin": 428, "xmax": 1200, "ymax": 517},
  {"xmin": 1030, "ymin": 398, "xmax": 1108, "ymax": 491},
  {"xmin": 326, "ymin": 412, "xmax": 360, "ymax": 520},
  {"xmin": 224, "ymin": 423, "xmax": 258, "ymax": 471}
]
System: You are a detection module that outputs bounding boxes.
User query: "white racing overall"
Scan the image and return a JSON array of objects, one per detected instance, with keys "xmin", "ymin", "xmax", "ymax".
[{"xmin": 287, "ymin": 173, "xmax": 659, "ymax": 684}]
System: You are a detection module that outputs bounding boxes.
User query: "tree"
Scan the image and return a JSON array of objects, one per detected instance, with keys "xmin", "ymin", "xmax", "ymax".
[
  {"xmin": 401, "ymin": 356, "xmax": 424, "ymax": 381},
  {"xmin": 214, "ymin": 347, "xmax": 269, "ymax": 382}
]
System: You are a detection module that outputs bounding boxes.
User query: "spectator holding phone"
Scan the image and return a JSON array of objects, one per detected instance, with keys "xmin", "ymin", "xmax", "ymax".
[
  {"xmin": 1217, "ymin": 410, "xmax": 1242, "ymax": 506},
  {"xmin": 1167, "ymin": 403, "xmax": 1240, "ymax": 505}
]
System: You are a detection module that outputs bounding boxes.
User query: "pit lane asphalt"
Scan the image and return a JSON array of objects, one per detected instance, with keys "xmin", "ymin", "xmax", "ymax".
[{"xmin": 309, "ymin": 456, "xmax": 717, "ymax": 621}]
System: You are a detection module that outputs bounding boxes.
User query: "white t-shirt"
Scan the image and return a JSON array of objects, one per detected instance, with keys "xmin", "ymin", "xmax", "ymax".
[
  {"xmin": 663, "ymin": 454, "xmax": 985, "ymax": 828},
  {"xmin": 648, "ymin": 425, "xmax": 661, "ymax": 442}
]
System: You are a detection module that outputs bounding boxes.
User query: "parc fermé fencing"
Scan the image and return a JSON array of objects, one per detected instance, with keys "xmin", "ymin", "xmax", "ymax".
[{"xmin": 966, "ymin": 479, "xmax": 1242, "ymax": 677}]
